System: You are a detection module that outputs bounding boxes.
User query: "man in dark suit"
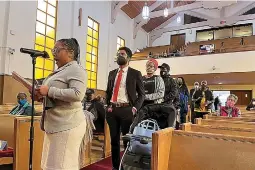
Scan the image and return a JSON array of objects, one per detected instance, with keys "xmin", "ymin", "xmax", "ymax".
[{"xmin": 106, "ymin": 47, "xmax": 145, "ymax": 170}]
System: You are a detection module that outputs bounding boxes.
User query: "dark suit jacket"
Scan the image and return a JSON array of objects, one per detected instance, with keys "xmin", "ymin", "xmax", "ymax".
[{"xmin": 106, "ymin": 67, "xmax": 145, "ymax": 110}]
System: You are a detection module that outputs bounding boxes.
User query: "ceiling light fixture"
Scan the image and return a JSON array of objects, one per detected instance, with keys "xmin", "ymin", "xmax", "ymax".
[
  {"xmin": 142, "ymin": 2, "xmax": 149, "ymax": 20},
  {"xmin": 218, "ymin": 82, "xmax": 222, "ymax": 84},
  {"xmin": 177, "ymin": 16, "xmax": 181, "ymax": 23},
  {"xmin": 164, "ymin": 0, "xmax": 168, "ymax": 17},
  {"xmin": 164, "ymin": 8, "xmax": 168, "ymax": 17}
]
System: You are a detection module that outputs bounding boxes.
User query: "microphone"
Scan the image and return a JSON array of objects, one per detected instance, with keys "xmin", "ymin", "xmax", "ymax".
[{"xmin": 20, "ymin": 48, "xmax": 49, "ymax": 58}]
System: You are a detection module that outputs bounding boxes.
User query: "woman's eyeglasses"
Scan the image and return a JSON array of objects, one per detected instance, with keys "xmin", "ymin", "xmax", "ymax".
[{"xmin": 51, "ymin": 47, "xmax": 66, "ymax": 55}]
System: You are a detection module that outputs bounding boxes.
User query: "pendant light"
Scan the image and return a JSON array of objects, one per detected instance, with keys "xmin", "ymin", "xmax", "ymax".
[
  {"xmin": 164, "ymin": 8, "xmax": 168, "ymax": 17},
  {"xmin": 142, "ymin": 2, "xmax": 149, "ymax": 20},
  {"xmin": 163, "ymin": 0, "xmax": 168, "ymax": 17}
]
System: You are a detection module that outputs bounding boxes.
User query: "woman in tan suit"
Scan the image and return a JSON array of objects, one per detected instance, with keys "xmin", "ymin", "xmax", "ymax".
[{"xmin": 34, "ymin": 38, "xmax": 88, "ymax": 170}]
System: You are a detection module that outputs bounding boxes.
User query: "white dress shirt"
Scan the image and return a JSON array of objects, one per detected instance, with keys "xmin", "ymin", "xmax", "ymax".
[{"xmin": 111, "ymin": 66, "xmax": 129, "ymax": 103}]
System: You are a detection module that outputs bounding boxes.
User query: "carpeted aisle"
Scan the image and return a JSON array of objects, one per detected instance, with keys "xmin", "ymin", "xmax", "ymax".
[{"xmin": 82, "ymin": 152, "xmax": 124, "ymax": 170}]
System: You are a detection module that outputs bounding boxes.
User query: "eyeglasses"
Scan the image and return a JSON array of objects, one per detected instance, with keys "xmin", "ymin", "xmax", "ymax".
[{"xmin": 51, "ymin": 47, "xmax": 67, "ymax": 56}]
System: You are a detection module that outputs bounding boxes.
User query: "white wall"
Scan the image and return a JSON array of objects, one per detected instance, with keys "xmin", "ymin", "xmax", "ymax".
[
  {"xmin": 152, "ymin": 20, "xmax": 255, "ymax": 47},
  {"xmin": 0, "ymin": 1, "xmax": 147, "ymax": 90},
  {"xmin": 133, "ymin": 30, "xmax": 148, "ymax": 51},
  {"xmin": 108, "ymin": 9, "xmax": 134, "ymax": 74},
  {"xmin": 129, "ymin": 50, "xmax": 255, "ymax": 76},
  {"xmin": 0, "ymin": 1, "xmax": 9, "ymax": 74},
  {"xmin": 5, "ymin": 1, "xmax": 37, "ymax": 77}
]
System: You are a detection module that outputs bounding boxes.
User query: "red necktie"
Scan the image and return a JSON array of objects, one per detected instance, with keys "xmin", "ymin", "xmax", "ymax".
[{"xmin": 112, "ymin": 69, "xmax": 123, "ymax": 102}]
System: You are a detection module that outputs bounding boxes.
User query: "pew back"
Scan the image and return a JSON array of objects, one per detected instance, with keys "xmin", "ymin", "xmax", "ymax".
[
  {"xmin": 181, "ymin": 123, "xmax": 255, "ymax": 137},
  {"xmin": 203, "ymin": 114, "xmax": 255, "ymax": 122},
  {"xmin": 152, "ymin": 128, "xmax": 255, "ymax": 170},
  {"xmin": 0, "ymin": 115, "xmax": 15, "ymax": 147},
  {"xmin": 196, "ymin": 118, "xmax": 255, "ymax": 129},
  {"xmin": 14, "ymin": 116, "xmax": 43, "ymax": 170}
]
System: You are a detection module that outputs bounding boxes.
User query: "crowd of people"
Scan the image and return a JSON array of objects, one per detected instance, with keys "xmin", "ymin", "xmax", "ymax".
[{"xmin": 6, "ymin": 43, "xmax": 254, "ymax": 170}]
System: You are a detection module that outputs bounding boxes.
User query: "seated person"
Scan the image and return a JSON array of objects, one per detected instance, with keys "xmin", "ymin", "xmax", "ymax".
[
  {"xmin": 142, "ymin": 59, "xmax": 165, "ymax": 106},
  {"xmin": 9, "ymin": 92, "xmax": 34, "ymax": 116},
  {"xmin": 246, "ymin": 98, "xmax": 255, "ymax": 111},
  {"xmin": 218, "ymin": 94, "xmax": 241, "ymax": 117},
  {"xmin": 130, "ymin": 103, "xmax": 176, "ymax": 132},
  {"xmin": 84, "ymin": 89, "xmax": 106, "ymax": 133}
]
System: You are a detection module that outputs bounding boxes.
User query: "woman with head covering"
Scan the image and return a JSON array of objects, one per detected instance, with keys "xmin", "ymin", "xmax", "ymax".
[
  {"xmin": 218, "ymin": 94, "xmax": 241, "ymax": 117},
  {"xmin": 246, "ymin": 98, "xmax": 255, "ymax": 111},
  {"xmin": 142, "ymin": 59, "xmax": 165, "ymax": 106},
  {"xmin": 33, "ymin": 38, "xmax": 90, "ymax": 170}
]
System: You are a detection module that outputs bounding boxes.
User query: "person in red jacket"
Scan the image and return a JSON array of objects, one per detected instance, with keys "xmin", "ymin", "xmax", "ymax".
[{"xmin": 218, "ymin": 94, "xmax": 241, "ymax": 117}]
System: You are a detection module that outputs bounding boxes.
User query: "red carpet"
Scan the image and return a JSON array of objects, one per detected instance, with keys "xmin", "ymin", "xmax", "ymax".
[{"xmin": 82, "ymin": 152, "xmax": 124, "ymax": 170}]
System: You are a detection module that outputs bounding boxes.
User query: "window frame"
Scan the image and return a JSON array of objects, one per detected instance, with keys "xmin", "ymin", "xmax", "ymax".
[
  {"xmin": 86, "ymin": 16, "xmax": 100, "ymax": 89},
  {"xmin": 34, "ymin": 0, "xmax": 58, "ymax": 79},
  {"xmin": 117, "ymin": 36, "xmax": 125, "ymax": 50}
]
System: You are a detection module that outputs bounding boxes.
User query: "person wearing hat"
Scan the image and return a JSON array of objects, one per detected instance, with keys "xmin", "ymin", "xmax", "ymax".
[
  {"xmin": 106, "ymin": 46, "xmax": 145, "ymax": 170},
  {"xmin": 158, "ymin": 63, "xmax": 179, "ymax": 128},
  {"xmin": 158, "ymin": 63, "xmax": 179, "ymax": 107},
  {"xmin": 142, "ymin": 59, "xmax": 165, "ymax": 106},
  {"xmin": 218, "ymin": 94, "xmax": 241, "ymax": 117}
]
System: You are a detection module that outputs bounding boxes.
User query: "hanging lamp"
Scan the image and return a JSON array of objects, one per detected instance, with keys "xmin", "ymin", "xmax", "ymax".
[
  {"xmin": 163, "ymin": 1, "xmax": 168, "ymax": 17},
  {"xmin": 142, "ymin": 2, "xmax": 149, "ymax": 20}
]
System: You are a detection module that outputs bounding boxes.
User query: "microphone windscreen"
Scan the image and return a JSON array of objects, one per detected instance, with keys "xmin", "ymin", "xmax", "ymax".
[{"xmin": 44, "ymin": 51, "xmax": 50, "ymax": 58}]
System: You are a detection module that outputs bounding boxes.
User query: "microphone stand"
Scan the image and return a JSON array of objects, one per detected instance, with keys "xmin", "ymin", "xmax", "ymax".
[{"xmin": 28, "ymin": 54, "xmax": 37, "ymax": 170}]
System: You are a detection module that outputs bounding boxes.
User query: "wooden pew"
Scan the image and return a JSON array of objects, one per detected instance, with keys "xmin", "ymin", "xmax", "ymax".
[
  {"xmin": 195, "ymin": 118, "xmax": 255, "ymax": 129},
  {"xmin": 103, "ymin": 119, "xmax": 111, "ymax": 157},
  {"xmin": 0, "ymin": 115, "xmax": 43, "ymax": 170},
  {"xmin": 152, "ymin": 128, "xmax": 255, "ymax": 170},
  {"xmin": 0, "ymin": 115, "xmax": 91, "ymax": 169},
  {"xmin": 181, "ymin": 123, "xmax": 255, "ymax": 137},
  {"xmin": 203, "ymin": 114, "xmax": 255, "ymax": 122},
  {"xmin": 14, "ymin": 116, "xmax": 43, "ymax": 170}
]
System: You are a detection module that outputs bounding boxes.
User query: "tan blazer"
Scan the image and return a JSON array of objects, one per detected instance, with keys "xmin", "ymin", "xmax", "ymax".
[{"xmin": 42, "ymin": 61, "xmax": 87, "ymax": 133}]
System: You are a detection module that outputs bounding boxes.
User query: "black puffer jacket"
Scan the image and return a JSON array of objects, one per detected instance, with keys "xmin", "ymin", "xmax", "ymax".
[
  {"xmin": 130, "ymin": 103, "xmax": 176, "ymax": 132},
  {"xmin": 161, "ymin": 75, "xmax": 180, "ymax": 109}
]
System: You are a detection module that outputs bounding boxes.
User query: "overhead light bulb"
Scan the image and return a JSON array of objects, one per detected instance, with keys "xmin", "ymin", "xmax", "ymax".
[
  {"xmin": 142, "ymin": 2, "xmax": 149, "ymax": 20},
  {"xmin": 177, "ymin": 16, "xmax": 181, "ymax": 23},
  {"xmin": 164, "ymin": 7, "xmax": 168, "ymax": 17}
]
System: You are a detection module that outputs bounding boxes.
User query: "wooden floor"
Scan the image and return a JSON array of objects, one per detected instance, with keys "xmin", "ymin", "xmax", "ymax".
[{"xmin": 90, "ymin": 136, "xmax": 124, "ymax": 165}]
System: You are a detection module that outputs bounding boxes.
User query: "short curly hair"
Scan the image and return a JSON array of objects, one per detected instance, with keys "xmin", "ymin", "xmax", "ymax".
[{"xmin": 227, "ymin": 94, "xmax": 238, "ymax": 103}]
